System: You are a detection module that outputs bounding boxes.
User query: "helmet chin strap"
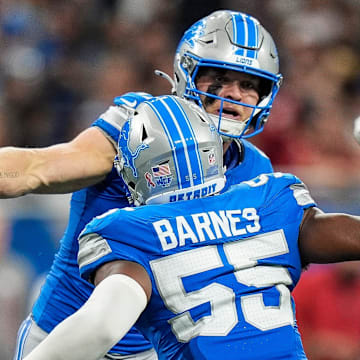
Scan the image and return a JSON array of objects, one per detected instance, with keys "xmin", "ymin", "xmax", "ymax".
[{"xmin": 207, "ymin": 113, "xmax": 248, "ymax": 139}]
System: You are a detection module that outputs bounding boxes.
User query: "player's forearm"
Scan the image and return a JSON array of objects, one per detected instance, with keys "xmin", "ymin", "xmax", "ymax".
[
  {"xmin": 0, "ymin": 128, "xmax": 116, "ymax": 197},
  {"xmin": 0, "ymin": 146, "xmax": 103, "ymax": 197},
  {"xmin": 24, "ymin": 274, "xmax": 147, "ymax": 360},
  {"xmin": 0, "ymin": 147, "xmax": 42, "ymax": 198},
  {"xmin": 300, "ymin": 207, "xmax": 360, "ymax": 265},
  {"xmin": 27, "ymin": 145, "xmax": 112, "ymax": 195}
]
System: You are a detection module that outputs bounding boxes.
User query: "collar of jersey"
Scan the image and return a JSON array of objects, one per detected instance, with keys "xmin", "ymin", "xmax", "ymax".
[{"xmin": 223, "ymin": 139, "xmax": 243, "ymax": 172}]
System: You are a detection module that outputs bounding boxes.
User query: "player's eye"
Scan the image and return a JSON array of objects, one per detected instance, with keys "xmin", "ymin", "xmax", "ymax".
[
  {"xmin": 215, "ymin": 75, "xmax": 228, "ymax": 83},
  {"xmin": 240, "ymin": 81, "xmax": 255, "ymax": 90}
]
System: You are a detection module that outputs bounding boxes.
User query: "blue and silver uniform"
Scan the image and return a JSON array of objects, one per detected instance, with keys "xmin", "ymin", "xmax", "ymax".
[
  {"xmin": 79, "ymin": 173, "xmax": 315, "ymax": 360},
  {"xmin": 15, "ymin": 92, "xmax": 272, "ymax": 358}
]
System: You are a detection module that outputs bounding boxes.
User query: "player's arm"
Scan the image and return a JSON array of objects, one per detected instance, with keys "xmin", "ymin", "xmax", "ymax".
[
  {"xmin": 24, "ymin": 260, "xmax": 151, "ymax": 360},
  {"xmin": 0, "ymin": 127, "xmax": 116, "ymax": 198},
  {"xmin": 299, "ymin": 206, "xmax": 360, "ymax": 266}
]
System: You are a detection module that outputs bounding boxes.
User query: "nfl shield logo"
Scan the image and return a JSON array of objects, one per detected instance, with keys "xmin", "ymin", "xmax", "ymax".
[{"xmin": 208, "ymin": 150, "xmax": 216, "ymax": 165}]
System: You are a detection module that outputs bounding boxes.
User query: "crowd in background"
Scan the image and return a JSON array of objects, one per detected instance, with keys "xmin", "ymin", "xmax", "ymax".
[{"xmin": 0, "ymin": 0, "xmax": 360, "ymax": 359}]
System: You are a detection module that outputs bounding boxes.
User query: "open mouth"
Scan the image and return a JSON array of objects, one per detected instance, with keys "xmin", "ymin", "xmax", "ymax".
[{"xmin": 217, "ymin": 106, "xmax": 241, "ymax": 120}]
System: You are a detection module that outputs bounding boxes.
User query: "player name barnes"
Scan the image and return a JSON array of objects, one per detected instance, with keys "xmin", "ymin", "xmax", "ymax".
[{"xmin": 153, "ymin": 208, "xmax": 261, "ymax": 251}]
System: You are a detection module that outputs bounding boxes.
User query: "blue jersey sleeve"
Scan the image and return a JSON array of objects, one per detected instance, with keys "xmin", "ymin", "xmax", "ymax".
[{"xmin": 78, "ymin": 207, "xmax": 151, "ymax": 281}]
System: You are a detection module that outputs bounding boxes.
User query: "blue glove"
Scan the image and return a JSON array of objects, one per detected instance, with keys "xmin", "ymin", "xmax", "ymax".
[{"xmin": 113, "ymin": 92, "xmax": 153, "ymax": 109}]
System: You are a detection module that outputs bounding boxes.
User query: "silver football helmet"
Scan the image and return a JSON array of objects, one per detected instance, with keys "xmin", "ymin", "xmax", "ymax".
[
  {"xmin": 117, "ymin": 95, "xmax": 226, "ymax": 206},
  {"xmin": 173, "ymin": 10, "xmax": 283, "ymax": 139}
]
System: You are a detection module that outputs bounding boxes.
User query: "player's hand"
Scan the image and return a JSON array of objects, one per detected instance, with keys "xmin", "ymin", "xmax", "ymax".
[
  {"xmin": 353, "ymin": 115, "xmax": 360, "ymax": 144},
  {"xmin": 98, "ymin": 93, "xmax": 153, "ymax": 133},
  {"xmin": 113, "ymin": 92, "xmax": 153, "ymax": 109}
]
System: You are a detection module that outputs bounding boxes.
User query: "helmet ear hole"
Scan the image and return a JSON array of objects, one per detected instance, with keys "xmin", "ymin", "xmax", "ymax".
[
  {"xmin": 141, "ymin": 125, "xmax": 148, "ymax": 142},
  {"xmin": 127, "ymin": 181, "xmax": 136, "ymax": 191},
  {"xmin": 199, "ymin": 114, "xmax": 207, "ymax": 123}
]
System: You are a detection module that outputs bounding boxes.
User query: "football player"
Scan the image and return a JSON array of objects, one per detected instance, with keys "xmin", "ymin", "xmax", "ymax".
[
  {"xmin": 11, "ymin": 11, "xmax": 280, "ymax": 360},
  {"xmin": 25, "ymin": 95, "xmax": 360, "ymax": 360}
]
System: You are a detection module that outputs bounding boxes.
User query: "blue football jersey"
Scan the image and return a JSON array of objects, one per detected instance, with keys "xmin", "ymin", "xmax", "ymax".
[
  {"xmin": 78, "ymin": 173, "xmax": 315, "ymax": 360},
  {"xmin": 222, "ymin": 139, "xmax": 273, "ymax": 191},
  {"xmin": 31, "ymin": 92, "xmax": 273, "ymax": 356}
]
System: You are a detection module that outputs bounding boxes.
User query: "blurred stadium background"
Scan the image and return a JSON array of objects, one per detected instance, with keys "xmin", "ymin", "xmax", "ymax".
[{"xmin": 0, "ymin": 0, "xmax": 360, "ymax": 359}]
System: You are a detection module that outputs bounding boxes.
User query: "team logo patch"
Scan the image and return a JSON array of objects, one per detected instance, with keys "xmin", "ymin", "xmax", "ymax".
[
  {"xmin": 181, "ymin": 19, "xmax": 206, "ymax": 49},
  {"xmin": 118, "ymin": 119, "xmax": 149, "ymax": 177},
  {"xmin": 151, "ymin": 163, "xmax": 173, "ymax": 187}
]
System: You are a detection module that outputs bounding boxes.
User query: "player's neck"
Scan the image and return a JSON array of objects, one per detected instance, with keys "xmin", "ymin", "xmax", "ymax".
[{"xmin": 223, "ymin": 140, "xmax": 232, "ymax": 154}]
